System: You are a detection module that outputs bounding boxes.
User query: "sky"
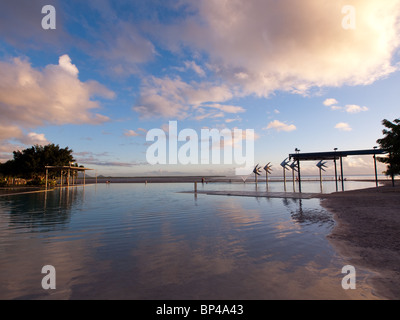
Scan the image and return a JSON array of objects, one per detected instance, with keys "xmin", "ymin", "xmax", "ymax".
[{"xmin": 0, "ymin": 0, "xmax": 399, "ymax": 177}]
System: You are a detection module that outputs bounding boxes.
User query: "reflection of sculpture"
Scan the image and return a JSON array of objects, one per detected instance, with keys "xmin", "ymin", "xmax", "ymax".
[
  {"xmin": 290, "ymin": 161, "xmax": 298, "ymax": 191},
  {"xmin": 253, "ymin": 164, "xmax": 262, "ymax": 184}
]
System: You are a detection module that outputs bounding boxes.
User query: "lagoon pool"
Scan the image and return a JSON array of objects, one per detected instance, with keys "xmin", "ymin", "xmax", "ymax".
[{"xmin": 0, "ymin": 183, "xmax": 380, "ymax": 299}]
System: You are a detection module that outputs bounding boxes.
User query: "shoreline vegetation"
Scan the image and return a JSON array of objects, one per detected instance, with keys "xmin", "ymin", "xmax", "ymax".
[{"xmin": 1, "ymin": 178, "xmax": 399, "ymax": 300}]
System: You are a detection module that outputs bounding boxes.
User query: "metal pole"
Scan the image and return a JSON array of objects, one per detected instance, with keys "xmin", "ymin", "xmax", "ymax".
[
  {"xmin": 283, "ymin": 168, "xmax": 287, "ymax": 191},
  {"xmin": 297, "ymin": 159, "xmax": 302, "ymax": 193},
  {"xmin": 319, "ymin": 167, "xmax": 323, "ymax": 193},
  {"xmin": 292, "ymin": 168, "xmax": 296, "ymax": 192},
  {"xmin": 373, "ymin": 154, "xmax": 378, "ymax": 187},
  {"xmin": 340, "ymin": 157, "xmax": 344, "ymax": 191},
  {"xmin": 67, "ymin": 169, "xmax": 70, "ymax": 187},
  {"xmin": 334, "ymin": 158, "xmax": 338, "ymax": 192},
  {"xmin": 83, "ymin": 170, "xmax": 86, "ymax": 186},
  {"xmin": 194, "ymin": 182, "xmax": 197, "ymax": 193}
]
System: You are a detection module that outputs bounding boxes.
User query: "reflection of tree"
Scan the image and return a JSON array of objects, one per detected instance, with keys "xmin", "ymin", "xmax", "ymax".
[
  {"xmin": 3, "ymin": 187, "xmax": 84, "ymax": 233},
  {"xmin": 283, "ymin": 198, "xmax": 334, "ymax": 227}
]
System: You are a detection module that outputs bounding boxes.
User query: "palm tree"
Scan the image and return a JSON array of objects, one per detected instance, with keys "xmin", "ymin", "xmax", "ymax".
[{"xmin": 377, "ymin": 118, "xmax": 400, "ymax": 186}]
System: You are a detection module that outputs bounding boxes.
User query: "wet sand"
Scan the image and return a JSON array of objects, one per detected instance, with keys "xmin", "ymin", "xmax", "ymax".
[{"xmin": 320, "ymin": 186, "xmax": 400, "ymax": 300}]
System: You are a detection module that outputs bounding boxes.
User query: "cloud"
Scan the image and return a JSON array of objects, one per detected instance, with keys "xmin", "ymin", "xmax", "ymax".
[
  {"xmin": 344, "ymin": 104, "xmax": 368, "ymax": 114},
  {"xmin": 0, "ymin": 0, "xmax": 69, "ymax": 49},
  {"xmin": 0, "ymin": 125, "xmax": 23, "ymax": 141},
  {"xmin": 335, "ymin": 122, "xmax": 352, "ymax": 131},
  {"xmin": 158, "ymin": 0, "xmax": 400, "ymax": 96},
  {"xmin": 95, "ymin": 21, "xmax": 157, "ymax": 75},
  {"xmin": 58, "ymin": 54, "xmax": 79, "ymax": 76},
  {"xmin": 204, "ymin": 104, "xmax": 245, "ymax": 114},
  {"xmin": 264, "ymin": 120, "xmax": 296, "ymax": 132},
  {"xmin": 184, "ymin": 60, "xmax": 206, "ymax": 77},
  {"xmin": 323, "ymin": 99, "xmax": 368, "ymax": 113},
  {"xmin": 74, "ymin": 150, "xmax": 144, "ymax": 167},
  {"xmin": 19, "ymin": 132, "xmax": 49, "ymax": 145},
  {"xmin": 323, "ymin": 99, "xmax": 339, "ymax": 107},
  {"xmin": 124, "ymin": 130, "xmax": 140, "ymax": 137},
  {"xmin": 133, "ymin": 76, "xmax": 235, "ymax": 119},
  {"xmin": 225, "ymin": 118, "xmax": 241, "ymax": 124},
  {"xmin": 0, "ymin": 55, "xmax": 115, "ymax": 143}
]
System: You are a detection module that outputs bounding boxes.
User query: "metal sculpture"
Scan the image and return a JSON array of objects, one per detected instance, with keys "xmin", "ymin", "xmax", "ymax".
[
  {"xmin": 264, "ymin": 163, "xmax": 273, "ymax": 190},
  {"xmin": 253, "ymin": 164, "xmax": 262, "ymax": 184},
  {"xmin": 316, "ymin": 160, "xmax": 328, "ymax": 191},
  {"xmin": 280, "ymin": 158, "xmax": 290, "ymax": 191},
  {"xmin": 316, "ymin": 160, "xmax": 328, "ymax": 172}
]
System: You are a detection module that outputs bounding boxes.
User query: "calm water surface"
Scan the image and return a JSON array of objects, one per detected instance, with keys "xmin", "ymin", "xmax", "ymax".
[{"xmin": 0, "ymin": 183, "xmax": 380, "ymax": 299}]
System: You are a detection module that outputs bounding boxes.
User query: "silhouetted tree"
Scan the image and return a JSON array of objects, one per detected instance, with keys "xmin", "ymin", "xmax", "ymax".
[
  {"xmin": 377, "ymin": 118, "xmax": 400, "ymax": 186},
  {"xmin": 0, "ymin": 144, "xmax": 75, "ymax": 181}
]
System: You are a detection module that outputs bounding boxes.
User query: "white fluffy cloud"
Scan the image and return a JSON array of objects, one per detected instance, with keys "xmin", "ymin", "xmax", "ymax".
[
  {"xmin": 264, "ymin": 120, "xmax": 297, "ymax": 132},
  {"xmin": 324, "ymin": 99, "xmax": 369, "ymax": 113},
  {"xmin": 20, "ymin": 132, "xmax": 49, "ymax": 145},
  {"xmin": 0, "ymin": 55, "xmax": 115, "ymax": 143},
  {"xmin": 323, "ymin": 99, "xmax": 339, "ymax": 107},
  {"xmin": 134, "ymin": 0, "xmax": 400, "ymax": 120},
  {"xmin": 133, "ymin": 76, "xmax": 237, "ymax": 119},
  {"xmin": 335, "ymin": 122, "xmax": 352, "ymax": 131},
  {"xmin": 344, "ymin": 105, "xmax": 369, "ymax": 114},
  {"xmin": 160, "ymin": 0, "xmax": 400, "ymax": 97}
]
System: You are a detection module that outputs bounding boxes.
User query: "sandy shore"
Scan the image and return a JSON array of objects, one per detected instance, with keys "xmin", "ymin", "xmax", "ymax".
[{"xmin": 320, "ymin": 186, "xmax": 400, "ymax": 300}]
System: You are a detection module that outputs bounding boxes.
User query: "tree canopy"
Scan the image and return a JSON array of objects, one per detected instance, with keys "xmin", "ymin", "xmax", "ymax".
[
  {"xmin": 377, "ymin": 118, "xmax": 400, "ymax": 184},
  {"xmin": 0, "ymin": 144, "xmax": 75, "ymax": 179}
]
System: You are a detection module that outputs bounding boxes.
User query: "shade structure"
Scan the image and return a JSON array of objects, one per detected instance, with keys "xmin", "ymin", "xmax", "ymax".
[
  {"xmin": 288, "ymin": 149, "xmax": 387, "ymax": 193},
  {"xmin": 45, "ymin": 165, "xmax": 94, "ymax": 188}
]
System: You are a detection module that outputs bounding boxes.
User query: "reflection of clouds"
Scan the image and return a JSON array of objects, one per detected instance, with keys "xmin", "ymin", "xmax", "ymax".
[
  {"xmin": 0, "ymin": 187, "xmax": 109, "ymax": 300},
  {"xmin": 0, "ymin": 187, "xmax": 377, "ymax": 299},
  {"xmin": 0, "ymin": 236, "xmax": 107, "ymax": 300},
  {"xmin": 213, "ymin": 199, "xmax": 263, "ymax": 227},
  {"xmin": 272, "ymin": 220, "xmax": 302, "ymax": 240}
]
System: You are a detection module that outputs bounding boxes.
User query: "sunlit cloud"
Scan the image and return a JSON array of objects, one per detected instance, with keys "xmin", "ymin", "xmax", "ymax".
[
  {"xmin": 335, "ymin": 122, "xmax": 352, "ymax": 131},
  {"xmin": 344, "ymin": 105, "xmax": 368, "ymax": 114},
  {"xmin": 264, "ymin": 120, "xmax": 297, "ymax": 132},
  {"xmin": 0, "ymin": 54, "xmax": 115, "ymax": 144},
  {"xmin": 323, "ymin": 99, "xmax": 339, "ymax": 107},
  {"xmin": 124, "ymin": 130, "xmax": 140, "ymax": 137},
  {"xmin": 133, "ymin": 76, "xmax": 235, "ymax": 119},
  {"xmin": 156, "ymin": 0, "xmax": 400, "ymax": 96},
  {"xmin": 19, "ymin": 132, "xmax": 49, "ymax": 145}
]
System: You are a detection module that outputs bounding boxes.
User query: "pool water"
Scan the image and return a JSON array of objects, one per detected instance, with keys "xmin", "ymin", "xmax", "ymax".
[{"xmin": 0, "ymin": 183, "xmax": 380, "ymax": 299}]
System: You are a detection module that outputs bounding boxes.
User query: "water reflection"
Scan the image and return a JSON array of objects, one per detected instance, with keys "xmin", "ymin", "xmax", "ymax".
[
  {"xmin": 282, "ymin": 198, "xmax": 335, "ymax": 227},
  {"xmin": 0, "ymin": 184, "xmax": 378, "ymax": 300},
  {"xmin": 1, "ymin": 187, "xmax": 85, "ymax": 233}
]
